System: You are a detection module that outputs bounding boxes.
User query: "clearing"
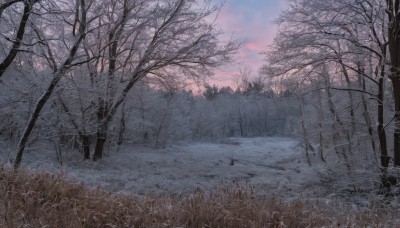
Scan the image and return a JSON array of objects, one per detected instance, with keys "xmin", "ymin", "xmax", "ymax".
[{"xmin": 2, "ymin": 137, "xmax": 321, "ymax": 198}]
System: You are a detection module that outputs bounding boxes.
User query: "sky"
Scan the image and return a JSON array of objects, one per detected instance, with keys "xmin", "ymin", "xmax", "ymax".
[{"xmin": 208, "ymin": 0, "xmax": 288, "ymax": 88}]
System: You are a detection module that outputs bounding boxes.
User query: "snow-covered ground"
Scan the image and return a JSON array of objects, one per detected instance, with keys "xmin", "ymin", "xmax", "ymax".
[{"xmin": 1, "ymin": 137, "xmax": 321, "ymax": 197}]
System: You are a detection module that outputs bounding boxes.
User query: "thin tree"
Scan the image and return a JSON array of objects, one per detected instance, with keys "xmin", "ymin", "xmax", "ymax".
[{"xmin": 14, "ymin": 0, "xmax": 88, "ymax": 168}]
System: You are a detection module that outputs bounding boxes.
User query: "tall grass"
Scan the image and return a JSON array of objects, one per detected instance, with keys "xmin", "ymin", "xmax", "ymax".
[{"xmin": 0, "ymin": 167, "xmax": 395, "ymax": 227}]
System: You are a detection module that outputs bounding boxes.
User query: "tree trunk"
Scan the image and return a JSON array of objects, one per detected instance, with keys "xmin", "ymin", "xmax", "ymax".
[
  {"xmin": 93, "ymin": 99, "xmax": 108, "ymax": 161},
  {"xmin": 317, "ymin": 88, "xmax": 326, "ymax": 162},
  {"xmin": 82, "ymin": 134, "xmax": 91, "ymax": 160},
  {"xmin": 358, "ymin": 64, "xmax": 376, "ymax": 153},
  {"xmin": 378, "ymin": 76, "xmax": 389, "ymax": 168},
  {"xmin": 387, "ymin": 0, "xmax": 400, "ymax": 166},
  {"xmin": 238, "ymin": 109, "xmax": 244, "ymax": 137},
  {"xmin": 361, "ymin": 97, "xmax": 376, "ymax": 154},
  {"xmin": 392, "ymin": 78, "xmax": 400, "ymax": 166},
  {"xmin": 117, "ymin": 104, "xmax": 126, "ymax": 145},
  {"xmin": 117, "ymin": 114, "xmax": 125, "ymax": 145},
  {"xmin": 299, "ymin": 97, "xmax": 312, "ymax": 166},
  {"xmin": 93, "ymin": 131, "xmax": 106, "ymax": 161},
  {"xmin": 338, "ymin": 58, "xmax": 356, "ymax": 134}
]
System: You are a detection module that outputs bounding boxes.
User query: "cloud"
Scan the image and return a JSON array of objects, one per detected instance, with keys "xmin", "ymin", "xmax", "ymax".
[{"xmin": 208, "ymin": 0, "xmax": 288, "ymax": 87}]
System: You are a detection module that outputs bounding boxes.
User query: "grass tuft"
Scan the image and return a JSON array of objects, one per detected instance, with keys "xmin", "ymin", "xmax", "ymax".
[{"xmin": 0, "ymin": 167, "xmax": 395, "ymax": 227}]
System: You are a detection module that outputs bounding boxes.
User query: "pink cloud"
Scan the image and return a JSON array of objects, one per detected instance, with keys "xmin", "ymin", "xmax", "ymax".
[
  {"xmin": 239, "ymin": 49, "xmax": 248, "ymax": 57},
  {"xmin": 209, "ymin": 0, "xmax": 288, "ymax": 87},
  {"xmin": 245, "ymin": 42, "xmax": 261, "ymax": 51}
]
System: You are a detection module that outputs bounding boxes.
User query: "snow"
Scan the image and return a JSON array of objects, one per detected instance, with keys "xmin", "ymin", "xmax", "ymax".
[{"xmin": 1, "ymin": 137, "xmax": 320, "ymax": 198}]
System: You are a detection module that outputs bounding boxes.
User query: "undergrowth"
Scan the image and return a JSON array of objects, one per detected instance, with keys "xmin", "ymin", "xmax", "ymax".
[{"xmin": 0, "ymin": 167, "xmax": 395, "ymax": 227}]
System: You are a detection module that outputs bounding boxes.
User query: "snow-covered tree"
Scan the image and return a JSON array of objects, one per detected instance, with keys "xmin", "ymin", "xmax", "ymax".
[
  {"xmin": 58, "ymin": 0, "xmax": 240, "ymax": 160},
  {"xmin": 13, "ymin": 0, "xmax": 89, "ymax": 168},
  {"xmin": 262, "ymin": 0, "xmax": 392, "ymax": 169},
  {"xmin": 0, "ymin": 0, "xmax": 238, "ymax": 165}
]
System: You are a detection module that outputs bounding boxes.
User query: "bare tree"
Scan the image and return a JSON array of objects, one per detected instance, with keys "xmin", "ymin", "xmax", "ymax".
[
  {"xmin": 13, "ymin": 0, "xmax": 89, "ymax": 168},
  {"xmin": 262, "ymin": 0, "xmax": 391, "ymax": 169},
  {"xmin": 72, "ymin": 0, "xmax": 239, "ymax": 161}
]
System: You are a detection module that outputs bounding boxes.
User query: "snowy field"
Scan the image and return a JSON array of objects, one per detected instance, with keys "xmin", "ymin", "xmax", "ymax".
[{"xmin": 1, "ymin": 137, "xmax": 321, "ymax": 198}]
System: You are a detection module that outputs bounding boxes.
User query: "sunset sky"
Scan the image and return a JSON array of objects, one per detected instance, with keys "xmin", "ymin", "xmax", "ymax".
[{"xmin": 209, "ymin": 0, "xmax": 288, "ymax": 87}]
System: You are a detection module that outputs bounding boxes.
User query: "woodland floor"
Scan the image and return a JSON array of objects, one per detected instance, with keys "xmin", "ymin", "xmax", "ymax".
[
  {"xmin": 1, "ymin": 137, "xmax": 399, "ymax": 226},
  {"xmin": 1, "ymin": 137, "xmax": 323, "ymax": 198}
]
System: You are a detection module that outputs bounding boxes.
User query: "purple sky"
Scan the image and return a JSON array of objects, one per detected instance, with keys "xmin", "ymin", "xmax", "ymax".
[{"xmin": 209, "ymin": 0, "xmax": 288, "ymax": 87}]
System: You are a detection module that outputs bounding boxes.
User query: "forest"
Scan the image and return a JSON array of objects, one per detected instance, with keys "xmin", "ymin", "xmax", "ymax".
[{"xmin": 1, "ymin": 0, "xmax": 400, "ymax": 226}]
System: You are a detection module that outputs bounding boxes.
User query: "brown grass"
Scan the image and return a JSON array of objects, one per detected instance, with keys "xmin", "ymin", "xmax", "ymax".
[{"xmin": 0, "ymin": 167, "xmax": 395, "ymax": 227}]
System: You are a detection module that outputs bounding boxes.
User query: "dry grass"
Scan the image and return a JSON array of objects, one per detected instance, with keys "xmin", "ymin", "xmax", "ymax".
[{"xmin": 0, "ymin": 167, "xmax": 395, "ymax": 227}]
